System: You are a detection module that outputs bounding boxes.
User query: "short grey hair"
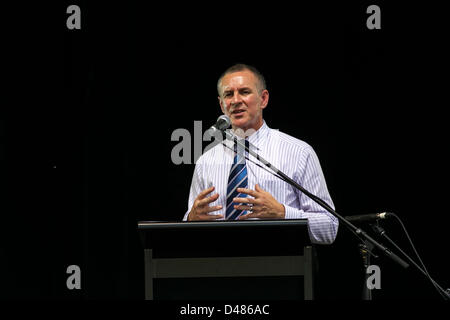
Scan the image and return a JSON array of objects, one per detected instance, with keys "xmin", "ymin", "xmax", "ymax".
[{"xmin": 217, "ymin": 63, "xmax": 267, "ymax": 96}]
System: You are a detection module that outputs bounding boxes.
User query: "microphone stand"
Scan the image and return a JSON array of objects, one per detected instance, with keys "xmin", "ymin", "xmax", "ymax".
[
  {"xmin": 219, "ymin": 128, "xmax": 410, "ymax": 270},
  {"xmin": 359, "ymin": 240, "xmax": 375, "ymax": 300},
  {"xmin": 371, "ymin": 224, "xmax": 450, "ymax": 300}
]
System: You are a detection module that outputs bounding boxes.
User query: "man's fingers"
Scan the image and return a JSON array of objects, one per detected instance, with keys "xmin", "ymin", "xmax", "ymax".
[
  {"xmin": 233, "ymin": 197, "xmax": 256, "ymax": 204},
  {"xmin": 191, "ymin": 214, "xmax": 223, "ymax": 221},
  {"xmin": 254, "ymin": 184, "xmax": 266, "ymax": 192},
  {"xmin": 233, "ymin": 204, "xmax": 254, "ymax": 211},
  {"xmin": 238, "ymin": 212, "xmax": 259, "ymax": 220},
  {"xmin": 200, "ymin": 213, "xmax": 224, "ymax": 220},
  {"xmin": 197, "ymin": 186, "xmax": 216, "ymax": 199},
  {"xmin": 198, "ymin": 193, "xmax": 220, "ymax": 207},
  {"xmin": 206, "ymin": 205, "xmax": 223, "ymax": 213},
  {"xmin": 237, "ymin": 188, "xmax": 258, "ymax": 197}
]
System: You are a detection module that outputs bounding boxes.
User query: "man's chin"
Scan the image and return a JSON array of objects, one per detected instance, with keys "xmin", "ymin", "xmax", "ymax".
[{"xmin": 231, "ymin": 118, "xmax": 249, "ymax": 130}]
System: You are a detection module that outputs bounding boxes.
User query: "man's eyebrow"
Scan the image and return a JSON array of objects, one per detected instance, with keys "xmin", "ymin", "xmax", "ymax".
[{"xmin": 222, "ymin": 87, "xmax": 252, "ymax": 95}]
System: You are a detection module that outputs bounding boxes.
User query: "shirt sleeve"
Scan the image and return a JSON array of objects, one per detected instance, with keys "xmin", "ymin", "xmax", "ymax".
[
  {"xmin": 182, "ymin": 160, "xmax": 205, "ymax": 221},
  {"xmin": 285, "ymin": 147, "xmax": 339, "ymax": 244}
]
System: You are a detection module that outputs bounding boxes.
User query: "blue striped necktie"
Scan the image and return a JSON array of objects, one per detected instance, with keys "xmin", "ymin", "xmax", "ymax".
[{"xmin": 226, "ymin": 138, "xmax": 249, "ymax": 220}]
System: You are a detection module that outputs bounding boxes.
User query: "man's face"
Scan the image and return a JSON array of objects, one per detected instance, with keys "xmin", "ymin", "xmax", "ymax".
[{"xmin": 218, "ymin": 70, "xmax": 269, "ymax": 132}]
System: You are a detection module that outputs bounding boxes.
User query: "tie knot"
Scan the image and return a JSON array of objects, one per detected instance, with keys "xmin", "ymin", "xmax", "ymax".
[
  {"xmin": 234, "ymin": 138, "xmax": 250, "ymax": 152},
  {"xmin": 234, "ymin": 138, "xmax": 248, "ymax": 155}
]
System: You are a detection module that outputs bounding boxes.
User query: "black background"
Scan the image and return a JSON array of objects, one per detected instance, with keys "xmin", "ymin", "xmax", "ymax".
[{"xmin": 1, "ymin": 1, "xmax": 449, "ymax": 300}]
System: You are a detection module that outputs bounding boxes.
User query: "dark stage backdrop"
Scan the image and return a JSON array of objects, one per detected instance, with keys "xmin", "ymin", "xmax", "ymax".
[{"xmin": 2, "ymin": 2, "xmax": 449, "ymax": 300}]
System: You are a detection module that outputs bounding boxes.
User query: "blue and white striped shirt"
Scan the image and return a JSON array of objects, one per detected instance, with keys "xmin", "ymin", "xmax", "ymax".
[{"xmin": 183, "ymin": 121, "xmax": 338, "ymax": 244}]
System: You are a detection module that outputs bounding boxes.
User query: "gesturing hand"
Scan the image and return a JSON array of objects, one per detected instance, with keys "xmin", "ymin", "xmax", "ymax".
[
  {"xmin": 233, "ymin": 184, "xmax": 285, "ymax": 220},
  {"xmin": 187, "ymin": 186, "xmax": 223, "ymax": 221}
]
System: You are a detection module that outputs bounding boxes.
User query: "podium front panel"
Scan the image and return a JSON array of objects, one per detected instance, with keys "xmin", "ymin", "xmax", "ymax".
[{"xmin": 138, "ymin": 219, "xmax": 315, "ymax": 300}]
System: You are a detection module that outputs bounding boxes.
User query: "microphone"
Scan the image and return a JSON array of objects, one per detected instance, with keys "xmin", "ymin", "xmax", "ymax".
[
  {"xmin": 344, "ymin": 212, "xmax": 393, "ymax": 222},
  {"xmin": 206, "ymin": 115, "xmax": 231, "ymax": 139},
  {"xmin": 210, "ymin": 115, "xmax": 231, "ymax": 132}
]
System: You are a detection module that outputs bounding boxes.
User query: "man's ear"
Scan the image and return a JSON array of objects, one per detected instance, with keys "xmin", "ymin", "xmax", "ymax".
[
  {"xmin": 260, "ymin": 90, "xmax": 269, "ymax": 110},
  {"xmin": 218, "ymin": 96, "xmax": 225, "ymax": 114}
]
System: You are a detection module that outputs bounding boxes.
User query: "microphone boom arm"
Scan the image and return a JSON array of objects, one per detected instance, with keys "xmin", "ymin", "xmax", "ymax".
[{"xmin": 222, "ymin": 128, "xmax": 409, "ymax": 269}]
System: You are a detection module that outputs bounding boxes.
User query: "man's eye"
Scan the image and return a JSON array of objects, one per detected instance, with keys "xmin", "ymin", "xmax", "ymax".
[{"xmin": 224, "ymin": 92, "xmax": 232, "ymax": 97}]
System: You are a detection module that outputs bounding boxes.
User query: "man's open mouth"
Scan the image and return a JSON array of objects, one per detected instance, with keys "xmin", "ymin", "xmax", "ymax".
[{"xmin": 232, "ymin": 109, "xmax": 246, "ymax": 115}]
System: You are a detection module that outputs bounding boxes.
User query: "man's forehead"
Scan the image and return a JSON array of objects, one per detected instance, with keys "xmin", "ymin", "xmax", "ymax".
[{"xmin": 221, "ymin": 71, "xmax": 257, "ymax": 90}]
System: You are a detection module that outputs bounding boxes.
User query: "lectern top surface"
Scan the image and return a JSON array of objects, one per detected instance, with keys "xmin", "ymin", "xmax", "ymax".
[{"xmin": 138, "ymin": 219, "xmax": 308, "ymax": 230}]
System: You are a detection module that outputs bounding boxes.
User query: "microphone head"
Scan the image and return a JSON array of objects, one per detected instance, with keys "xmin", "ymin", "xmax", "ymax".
[
  {"xmin": 215, "ymin": 115, "xmax": 231, "ymax": 131},
  {"xmin": 381, "ymin": 212, "xmax": 394, "ymax": 218}
]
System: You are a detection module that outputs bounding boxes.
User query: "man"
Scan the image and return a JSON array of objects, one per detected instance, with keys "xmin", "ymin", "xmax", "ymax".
[{"xmin": 183, "ymin": 64, "xmax": 338, "ymax": 244}]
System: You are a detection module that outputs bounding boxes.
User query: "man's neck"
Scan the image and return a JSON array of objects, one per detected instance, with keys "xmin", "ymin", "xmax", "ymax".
[{"xmin": 232, "ymin": 120, "xmax": 264, "ymax": 138}]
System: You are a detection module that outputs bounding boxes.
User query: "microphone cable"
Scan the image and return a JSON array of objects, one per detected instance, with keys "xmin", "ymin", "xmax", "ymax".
[{"xmin": 374, "ymin": 212, "xmax": 449, "ymax": 300}]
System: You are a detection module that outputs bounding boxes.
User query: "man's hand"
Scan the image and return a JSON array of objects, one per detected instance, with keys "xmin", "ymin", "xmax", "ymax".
[
  {"xmin": 233, "ymin": 184, "xmax": 285, "ymax": 220},
  {"xmin": 187, "ymin": 186, "xmax": 223, "ymax": 221}
]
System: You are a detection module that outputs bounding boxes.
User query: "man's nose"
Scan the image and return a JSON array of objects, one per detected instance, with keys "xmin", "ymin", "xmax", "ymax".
[{"xmin": 231, "ymin": 92, "xmax": 243, "ymax": 105}]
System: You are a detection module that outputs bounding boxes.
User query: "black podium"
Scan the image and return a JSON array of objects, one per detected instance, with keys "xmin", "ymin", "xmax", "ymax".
[{"xmin": 138, "ymin": 219, "xmax": 315, "ymax": 300}]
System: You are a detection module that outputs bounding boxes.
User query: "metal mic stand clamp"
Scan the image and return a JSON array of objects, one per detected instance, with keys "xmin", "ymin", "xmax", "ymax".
[{"xmin": 359, "ymin": 238, "xmax": 377, "ymax": 300}]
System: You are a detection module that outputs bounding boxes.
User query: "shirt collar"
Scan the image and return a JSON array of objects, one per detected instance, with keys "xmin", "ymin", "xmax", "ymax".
[
  {"xmin": 247, "ymin": 120, "xmax": 270, "ymax": 148},
  {"xmin": 223, "ymin": 120, "xmax": 270, "ymax": 155}
]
